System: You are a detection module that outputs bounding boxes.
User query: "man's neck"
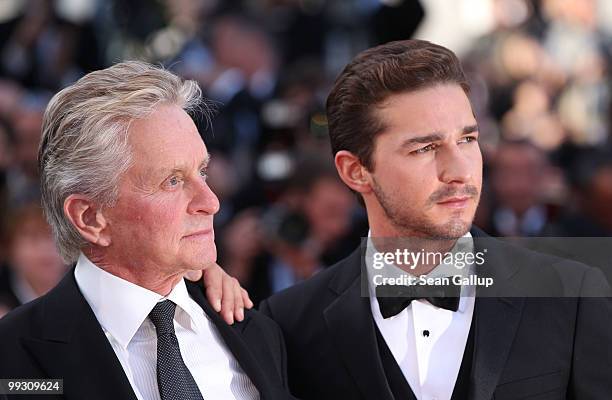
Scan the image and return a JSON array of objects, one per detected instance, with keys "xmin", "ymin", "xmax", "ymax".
[
  {"xmin": 83, "ymin": 249, "xmax": 184, "ymax": 296},
  {"xmin": 369, "ymin": 225, "xmax": 463, "ymax": 276}
]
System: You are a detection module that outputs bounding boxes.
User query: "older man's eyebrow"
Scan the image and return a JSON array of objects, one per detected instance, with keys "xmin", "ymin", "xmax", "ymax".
[
  {"xmin": 202, "ymin": 153, "xmax": 211, "ymax": 168},
  {"xmin": 155, "ymin": 154, "xmax": 211, "ymax": 178}
]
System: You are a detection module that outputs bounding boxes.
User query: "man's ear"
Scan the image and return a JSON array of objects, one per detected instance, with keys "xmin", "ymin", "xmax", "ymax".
[
  {"xmin": 63, "ymin": 194, "xmax": 112, "ymax": 247},
  {"xmin": 334, "ymin": 150, "xmax": 373, "ymax": 195}
]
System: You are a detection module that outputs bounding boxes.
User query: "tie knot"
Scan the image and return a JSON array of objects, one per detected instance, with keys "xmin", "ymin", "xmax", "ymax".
[
  {"xmin": 376, "ymin": 282, "xmax": 461, "ymax": 318},
  {"xmin": 149, "ymin": 300, "xmax": 177, "ymax": 335}
]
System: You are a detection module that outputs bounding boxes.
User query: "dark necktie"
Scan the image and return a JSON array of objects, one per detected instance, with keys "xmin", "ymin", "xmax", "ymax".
[
  {"xmin": 149, "ymin": 300, "xmax": 204, "ymax": 400},
  {"xmin": 376, "ymin": 282, "xmax": 461, "ymax": 318}
]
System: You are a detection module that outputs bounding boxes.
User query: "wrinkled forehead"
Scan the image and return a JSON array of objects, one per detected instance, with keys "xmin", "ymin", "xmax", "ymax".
[{"xmin": 125, "ymin": 104, "xmax": 208, "ymax": 175}]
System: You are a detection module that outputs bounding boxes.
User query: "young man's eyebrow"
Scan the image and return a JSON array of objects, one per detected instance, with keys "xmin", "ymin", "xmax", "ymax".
[
  {"xmin": 399, "ymin": 124, "xmax": 479, "ymax": 148},
  {"xmin": 400, "ymin": 133, "xmax": 445, "ymax": 147},
  {"xmin": 462, "ymin": 124, "xmax": 479, "ymax": 134}
]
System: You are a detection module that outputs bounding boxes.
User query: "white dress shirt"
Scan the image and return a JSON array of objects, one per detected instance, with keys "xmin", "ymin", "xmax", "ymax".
[
  {"xmin": 74, "ymin": 253, "xmax": 259, "ymax": 400},
  {"xmin": 366, "ymin": 232, "xmax": 476, "ymax": 400}
]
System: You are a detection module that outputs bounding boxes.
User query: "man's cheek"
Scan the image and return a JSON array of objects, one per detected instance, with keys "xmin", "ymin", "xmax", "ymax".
[{"xmin": 471, "ymin": 147, "xmax": 484, "ymax": 175}]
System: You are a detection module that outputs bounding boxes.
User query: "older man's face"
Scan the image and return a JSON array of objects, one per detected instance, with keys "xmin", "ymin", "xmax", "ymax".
[{"xmin": 104, "ymin": 104, "xmax": 219, "ymax": 275}]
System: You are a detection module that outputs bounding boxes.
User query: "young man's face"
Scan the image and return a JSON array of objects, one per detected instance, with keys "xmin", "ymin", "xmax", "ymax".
[{"xmin": 365, "ymin": 84, "xmax": 482, "ymax": 239}]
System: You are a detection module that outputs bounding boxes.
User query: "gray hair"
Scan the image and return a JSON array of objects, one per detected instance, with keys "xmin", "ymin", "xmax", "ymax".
[{"xmin": 39, "ymin": 61, "xmax": 205, "ymax": 263}]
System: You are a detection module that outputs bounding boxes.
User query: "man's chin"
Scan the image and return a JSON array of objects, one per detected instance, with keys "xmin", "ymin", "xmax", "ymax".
[
  {"xmin": 426, "ymin": 219, "xmax": 472, "ymax": 240},
  {"xmin": 181, "ymin": 257, "xmax": 217, "ymax": 281}
]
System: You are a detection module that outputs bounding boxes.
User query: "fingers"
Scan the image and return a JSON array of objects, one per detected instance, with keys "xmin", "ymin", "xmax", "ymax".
[
  {"xmin": 201, "ymin": 263, "xmax": 252, "ymax": 324},
  {"xmin": 221, "ymin": 275, "xmax": 236, "ymax": 324},
  {"xmin": 242, "ymin": 288, "xmax": 254, "ymax": 309},
  {"xmin": 203, "ymin": 267, "xmax": 222, "ymax": 312},
  {"xmin": 233, "ymin": 279, "xmax": 245, "ymax": 322},
  {"xmin": 184, "ymin": 269, "xmax": 203, "ymax": 282}
]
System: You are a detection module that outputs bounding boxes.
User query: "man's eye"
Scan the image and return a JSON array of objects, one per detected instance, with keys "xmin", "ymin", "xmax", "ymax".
[
  {"xmin": 460, "ymin": 136, "xmax": 478, "ymax": 144},
  {"xmin": 199, "ymin": 169, "xmax": 208, "ymax": 181},
  {"xmin": 168, "ymin": 176, "xmax": 181, "ymax": 186},
  {"xmin": 414, "ymin": 144, "xmax": 436, "ymax": 154}
]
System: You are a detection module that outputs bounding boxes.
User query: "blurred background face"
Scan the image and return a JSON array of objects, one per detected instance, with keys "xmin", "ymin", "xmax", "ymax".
[
  {"xmin": 585, "ymin": 165, "xmax": 612, "ymax": 231},
  {"xmin": 8, "ymin": 205, "xmax": 65, "ymax": 294},
  {"xmin": 102, "ymin": 104, "xmax": 219, "ymax": 275},
  {"xmin": 491, "ymin": 143, "xmax": 546, "ymax": 215},
  {"xmin": 365, "ymin": 84, "xmax": 482, "ymax": 239},
  {"xmin": 12, "ymin": 106, "xmax": 43, "ymax": 177},
  {"xmin": 302, "ymin": 176, "xmax": 353, "ymax": 247}
]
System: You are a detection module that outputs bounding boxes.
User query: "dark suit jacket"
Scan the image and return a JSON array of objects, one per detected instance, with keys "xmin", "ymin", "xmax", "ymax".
[
  {"xmin": 0, "ymin": 266, "xmax": 20, "ymax": 311},
  {"xmin": 260, "ymin": 227, "xmax": 612, "ymax": 400},
  {"xmin": 0, "ymin": 269, "xmax": 295, "ymax": 400}
]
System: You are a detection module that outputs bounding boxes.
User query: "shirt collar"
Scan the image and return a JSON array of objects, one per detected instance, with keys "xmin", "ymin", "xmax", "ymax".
[
  {"xmin": 74, "ymin": 253, "xmax": 205, "ymax": 349},
  {"xmin": 365, "ymin": 230, "xmax": 475, "ymax": 300}
]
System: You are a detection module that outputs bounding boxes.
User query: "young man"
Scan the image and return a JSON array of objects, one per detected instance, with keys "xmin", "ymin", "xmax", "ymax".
[{"xmin": 260, "ymin": 40, "xmax": 612, "ymax": 400}]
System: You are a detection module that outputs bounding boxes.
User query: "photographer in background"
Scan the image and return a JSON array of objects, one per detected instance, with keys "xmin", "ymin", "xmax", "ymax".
[{"xmin": 220, "ymin": 155, "xmax": 363, "ymax": 306}]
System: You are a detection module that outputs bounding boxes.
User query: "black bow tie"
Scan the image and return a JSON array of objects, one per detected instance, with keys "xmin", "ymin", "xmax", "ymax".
[{"xmin": 376, "ymin": 282, "xmax": 461, "ymax": 318}]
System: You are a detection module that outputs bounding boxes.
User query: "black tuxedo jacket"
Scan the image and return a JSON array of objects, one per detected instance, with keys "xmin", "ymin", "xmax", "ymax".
[
  {"xmin": 0, "ymin": 266, "xmax": 20, "ymax": 310},
  {"xmin": 260, "ymin": 227, "xmax": 612, "ymax": 400},
  {"xmin": 0, "ymin": 269, "xmax": 295, "ymax": 400}
]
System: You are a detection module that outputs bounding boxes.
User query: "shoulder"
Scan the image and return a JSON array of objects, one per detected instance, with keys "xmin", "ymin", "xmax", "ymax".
[
  {"xmin": 0, "ymin": 297, "xmax": 44, "ymax": 340},
  {"xmin": 240, "ymin": 307, "xmax": 282, "ymax": 337},
  {"xmin": 473, "ymin": 228, "xmax": 609, "ymax": 296},
  {"xmin": 0, "ymin": 297, "xmax": 46, "ymax": 373},
  {"xmin": 491, "ymin": 234, "xmax": 596, "ymax": 271},
  {"xmin": 184, "ymin": 279, "xmax": 284, "ymax": 345}
]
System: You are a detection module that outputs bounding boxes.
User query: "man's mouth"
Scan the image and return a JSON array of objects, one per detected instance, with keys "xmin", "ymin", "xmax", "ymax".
[
  {"xmin": 183, "ymin": 229, "xmax": 213, "ymax": 239},
  {"xmin": 436, "ymin": 196, "xmax": 471, "ymax": 209}
]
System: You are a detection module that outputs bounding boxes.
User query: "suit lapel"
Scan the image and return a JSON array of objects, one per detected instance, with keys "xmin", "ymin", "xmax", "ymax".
[
  {"xmin": 22, "ymin": 270, "xmax": 137, "ymax": 400},
  {"xmin": 319, "ymin": 229, "xmax": 527, "ymax": 400},
  {"xmin": 323, "ymin": 251, "xmax": 395, "ymax": 400},
  {"xmin": 186, "ymin": 281, "xmax": 276, "ymax": 400},
  {"xmin": 470, "ymin": 297, "xmax": 523, "ymax": 400},
  {"xmin": 469, "ymin": 228, "xmax": 525, "ymax": 400}
]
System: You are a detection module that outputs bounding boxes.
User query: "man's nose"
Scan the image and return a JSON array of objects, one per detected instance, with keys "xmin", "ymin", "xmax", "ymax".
[
  {"xmin": 188, "ymin": 178, "xmax": 220, "ymax": 215},
  {"xmin": 437, "ymin": 144, "xmax": 474, "ymax": 184}
]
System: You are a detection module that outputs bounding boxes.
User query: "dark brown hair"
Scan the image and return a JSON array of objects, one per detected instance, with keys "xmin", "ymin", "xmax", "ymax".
[{"xmin": 326, "ymin": 39, "xmax": 470, "ymax": 171}]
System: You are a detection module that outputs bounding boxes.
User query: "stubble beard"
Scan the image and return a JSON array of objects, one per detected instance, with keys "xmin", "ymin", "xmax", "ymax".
[{"xmin": 371, "ymin": 177, "xmax": 476, "ymax": 240}]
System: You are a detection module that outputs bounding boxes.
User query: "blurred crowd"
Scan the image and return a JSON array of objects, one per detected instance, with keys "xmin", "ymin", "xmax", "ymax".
[{"xmin": 0, "ymin": 0, "xmax": 611, "ymax": 316}]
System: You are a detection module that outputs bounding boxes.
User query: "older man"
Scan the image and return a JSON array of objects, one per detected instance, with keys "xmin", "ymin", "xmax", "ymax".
[{"xmin": 0, "ymin": 62, "xmax": 293, "ymax": 400}]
